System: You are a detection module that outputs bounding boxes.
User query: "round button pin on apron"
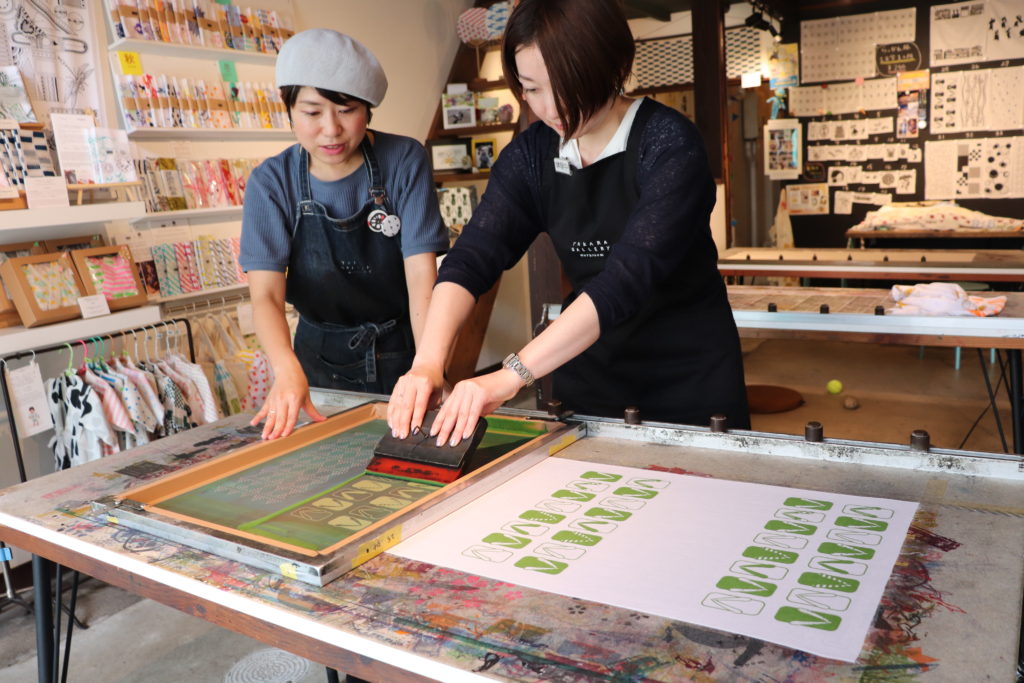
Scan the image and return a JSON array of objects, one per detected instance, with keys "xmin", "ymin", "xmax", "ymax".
[
  {"xmin": 380, "ymin": 215, "xmax": 401, "ymax": 237},
  {"xmin": 367, "ymin": 209, "xmax": 388, "ymax": 232}
]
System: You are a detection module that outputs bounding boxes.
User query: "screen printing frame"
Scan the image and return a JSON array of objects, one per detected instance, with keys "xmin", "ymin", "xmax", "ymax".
[{"xmin": 92, "ymin": 402, "xmax": 583, "ymax": 585}]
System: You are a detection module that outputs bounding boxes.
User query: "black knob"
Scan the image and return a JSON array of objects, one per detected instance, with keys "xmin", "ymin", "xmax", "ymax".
[
  {"xmin": 910, "ymin": 429, "xmax": 930, "ymax": 451},
  {"xmin": 874, "ymin": 305, "xmax": 885, "ymax": 316},
  {"xmin": 546, "ymin": 399, "xmax": 562, "ymax": 417},
  {"xmin": 709, "ymin": 414, "xmax": 728, "ymax": 433},
  {"xmin": 624, "ymin": 406, "xmax": 641, "ymax": 425},
  {"xmin": 819, "ymin": 304, "xmax": 830, "ymax": 314},
  {"xmin": 768, "ymin": 302, "xmax": 777, "ymax": 312},
  {"xmin": 805, "ymin": 421, "xmax": 824, "ymax": 442}
]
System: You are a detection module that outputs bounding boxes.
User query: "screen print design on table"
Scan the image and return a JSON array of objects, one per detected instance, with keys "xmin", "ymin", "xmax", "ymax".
[
  {"xmin": 702, "ymin": 497, "xmax": 897, "ymax": 632},
  {"xmin": 150, "ymin": 417, "xmax": 546, "ymax": 551},
  {"xmin": 462, "ymin": 469, "xmax": 670, "ymax": 575}
]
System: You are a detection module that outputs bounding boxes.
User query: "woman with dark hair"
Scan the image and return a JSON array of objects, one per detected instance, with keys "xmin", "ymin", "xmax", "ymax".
[
  {"xmin": 388, "ymin": 0, "xmax": 748, "ymax": 444},
  {"xmin": 240, "ymin": 29, "xmax": 448, "ymax": 439}
]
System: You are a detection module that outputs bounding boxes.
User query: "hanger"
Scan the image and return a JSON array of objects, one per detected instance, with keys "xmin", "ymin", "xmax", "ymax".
[{"xmin": 63, "ymin": 344, "xmax": 73, "ymax": 375}]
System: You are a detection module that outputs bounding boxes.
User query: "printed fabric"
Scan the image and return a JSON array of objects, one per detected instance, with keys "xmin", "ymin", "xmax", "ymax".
[
  {"xmin": 85, "ymin": 254, "xmax": 139, "ymax": 300},
  {"xmin": 23, "ymin": 260, "xmax": 78, "ymax": 310}
]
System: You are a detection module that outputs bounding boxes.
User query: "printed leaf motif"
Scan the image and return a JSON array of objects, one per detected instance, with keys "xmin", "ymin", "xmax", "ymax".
[
  {"xmin": 775, "ymin": 606, "xmax": 842, "ymax": 631},
  {"xmin": 502, "ymin": 522, "xmax": 550, "ymax": 537},
  {"xmin": 834, "ymin": 516, "xmax": 888, "ymax": 532},
  {"xmin": 482, "ymin": 532, "xmax": 531, "ymax": 549},
  {"xmin": 786, "ymin": 588, "xmax": 851, "ymax": 612},
  {"xmin": 729, "ymin": 560, "xmax": 789, "ymax": 580},
  {"xmin": 552, "ymin": 489, "xmax": 596, "ymax": 502},
  {"xmin": 520, "ymin": 510, "xmax": 566, "ymax": 524},
  {"xmin": 534, "ymin": 542, "xmax": 587, "ymax": 560},
  {"xmin": 612, "ymin": 486, "xmax": 658, "ymax": 499},
  {"xmin": 701, "ymin": 592, "xmax": 765, "ymax": 615},
  {"xmin": 764, "ymin": 520, "xmax": 818, "ymax": 535},
  {"xmin": 752, "ymin": 533, "xmax": 809, "ymax": 550},
  {"xmin": 584, "ymin": 507, "xmax": 632, "ymax": 521},
  {"xmin": 783, "ymin": 497, "xmax": 833, "ymax": 510},
  {"xmin": 742, "ymin": 545, "xmax": 799, "ymax": 563},
  {"xmin": 808, "ymin": 556, "xmax": 868, "ymax": 576},
  {"xmin": 817, "ymin": 542, "xmax": 876, "ymax": 559},
  {"xmin": 774, "ymin": 508, "xmax": 825, "ymax": 523},
  {"xmin": 551, "ymin": 530, "xmax": 602, "ymax": 546},
  {"xmin": 515, "ymin": 556, "xmax": 569, "ymax": 574},
  {"xmin": 826, "ymin": 529, "xmax": 882, "ymax": 546},
  {"xmin": 580, "ymin": 471, "xmax": 622, "ymax": 482},
  {"xmin": 716, "ymin": 576, "xmax": 778, "ymax": 597},
  {"xmin": 462, "ymin": 545, "xmax": 513, "ymax": 563},
  {"xmin": 798, "ymin": 571, "xmax": 861, "ymax": 593},
  {"xmin": 842, "ymin": 504, "xmax": 894, "ymax": 519}
]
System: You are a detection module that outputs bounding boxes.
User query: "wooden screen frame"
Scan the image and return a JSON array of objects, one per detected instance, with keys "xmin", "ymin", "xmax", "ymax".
[
  {"xmin": 0, "ymin": 251, "xmax": 84, "ymax": 327},
  {"xmin": 98, "ymin": 402, "xmax": 582, "ymax": 585},
  {"xmin": 70, "ymin": 245, "xmax": 148, "ymax": 311}
]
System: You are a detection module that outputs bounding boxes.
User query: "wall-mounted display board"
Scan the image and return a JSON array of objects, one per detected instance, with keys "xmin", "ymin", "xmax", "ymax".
[{"xmin": 783, "ymin": 1, "xmax": 1024, "ymax": 247}]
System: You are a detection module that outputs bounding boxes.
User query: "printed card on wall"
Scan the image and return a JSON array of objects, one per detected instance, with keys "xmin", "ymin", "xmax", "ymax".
[
  {"xmin": 391, "ymin": 458, "xmax": 918, "ymax": 663},
  {"xmin": 764, "ymin": 119, "xmax": 802, "ymax": 180},
  {"xmin": 786, "ymin": 183, "xmax": 830, "ymax": 214}
]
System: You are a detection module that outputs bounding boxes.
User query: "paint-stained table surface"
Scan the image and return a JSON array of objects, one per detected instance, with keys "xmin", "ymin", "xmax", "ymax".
[{"xmin": 0, "ymin": 394, "xmax": 1022, "ymax": 682}]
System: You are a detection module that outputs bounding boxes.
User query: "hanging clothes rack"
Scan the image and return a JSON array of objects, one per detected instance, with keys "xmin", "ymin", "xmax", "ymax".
[{"xmin": 0, "ymin": 318, "xmax": 194, "ymax": 683}]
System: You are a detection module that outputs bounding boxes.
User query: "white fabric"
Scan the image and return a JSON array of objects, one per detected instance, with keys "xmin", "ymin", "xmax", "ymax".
[
  {"xmin": 889, "ymin": 282, "xmax": 1007, "ymax": 317},
  {"xmin": 559, "ymin": 98, "xmax": 643, "ymax": 170}
]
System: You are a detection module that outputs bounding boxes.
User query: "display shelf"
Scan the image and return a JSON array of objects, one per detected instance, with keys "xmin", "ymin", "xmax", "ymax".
[
  {"xmin": 433, "ymin": 123, "xmax": 517, "ymax": 138},
  {"xmin": 108, "ymin": 38, "xmax": 277, "ymax": 65},
  {"xmin": 127, "ymin": 127, "xmax": 293, "ymax": 141},
  {"xmin": 152, "ymin": 284, "xmax": 248, "ymax": 305},
  {"xmin": 130, "ymin": 206, "xmax": 243, "ymax": 227},
  {"xmin": 433, "ymin": 171, "xmax": 491, "ymax": 183},
  {"xmin": 0, "ymin": 306, "xmax": 161, "ymax": 357},
  {"xmin": 0, "ymin": 202, "xmax": 145, "ymax": 242}
]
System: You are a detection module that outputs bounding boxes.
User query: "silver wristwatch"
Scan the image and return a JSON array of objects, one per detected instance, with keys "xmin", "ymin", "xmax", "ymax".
[{"xmin": 502, "ymin": 353, "xmax": 535, "ymax": 386}]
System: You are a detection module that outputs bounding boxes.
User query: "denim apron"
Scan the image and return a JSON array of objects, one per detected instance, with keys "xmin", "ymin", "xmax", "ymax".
[
  {"xmin": 543, "ymin": 99, "xmax": 749, "ymax": 428},
  {"xmin": 286, "ymin": 139, "xmax": 414, "ymax": 394}
]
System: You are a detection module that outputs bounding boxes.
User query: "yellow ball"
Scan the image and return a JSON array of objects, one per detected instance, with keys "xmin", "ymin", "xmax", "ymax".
[{"xmin": 826, "ymin": 379, "xmax": 843, "ymax": 394}]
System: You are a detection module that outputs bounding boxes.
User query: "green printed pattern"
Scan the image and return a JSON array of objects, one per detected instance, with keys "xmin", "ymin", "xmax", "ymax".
[
  {"xmin": 467, "ymin": 470, "xmax": 667, "ymax": 577},
  {"xmin": 704, "ymin": 495, "xmax": 899, "ymax": 636}
]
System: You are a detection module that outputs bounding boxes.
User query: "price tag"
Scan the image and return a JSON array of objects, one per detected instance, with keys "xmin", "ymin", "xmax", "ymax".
[
  {"xmin": 236, "ymin": 302, "xmax": 255, "ymax": 335},
  {"xmin": 117, "ymin": 51, "xmax": 143, "ymax": 76},
  {"xmin": 78, "ymin": 294, "xmax": 111, "ymax": 319},
  {"xmin": 24, "ymin": 177, "xmax": 69, "ymax": 209},
  {"xmin": 5, "ymin": 362, "xmax": 54, "ymax": 437},
  {"xmin": 218, "ymin": 60, "xmax": 238, "ymax": 83}
]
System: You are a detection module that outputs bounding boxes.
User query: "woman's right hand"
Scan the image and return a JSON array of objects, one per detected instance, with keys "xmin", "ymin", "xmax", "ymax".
[
  {"xmin": 387, "ymin": 362, "xmax": 444, "ymax": 439},
  {"xmin": 251, "ymin": 368, "xmax": 326, "ymax": 440}
]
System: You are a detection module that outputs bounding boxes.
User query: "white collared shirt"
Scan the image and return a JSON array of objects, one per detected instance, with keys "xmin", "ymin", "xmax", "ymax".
[{"xmin": 558, "ymin": 97, "xmax": 644, "ymax": 170}]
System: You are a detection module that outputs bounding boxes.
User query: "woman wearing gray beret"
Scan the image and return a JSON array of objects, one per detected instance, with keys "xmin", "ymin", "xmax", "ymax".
[{"xmin": 240, "ymin": 29, "xmax": 449, "ymax": 440}]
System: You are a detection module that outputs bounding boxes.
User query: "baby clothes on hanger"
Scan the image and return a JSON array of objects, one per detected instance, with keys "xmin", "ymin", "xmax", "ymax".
[
  {"xmin": 80, "ymin": 365, "xmax": 132, "ymax": 452},
  {"xmin": 113, "ymin": 357, "xmax": 165, "ymax": 438},
  {"xmin": 168, "ymin": 351, "xmax": 221, "ymax": 424},
  {"xmin": 47, "ymin": 373, "xmax": 117, "ymax": 468}
]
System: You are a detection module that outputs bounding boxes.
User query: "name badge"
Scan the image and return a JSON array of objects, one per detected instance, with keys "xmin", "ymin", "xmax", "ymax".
[{"xmin": 553, "ymin": 157, "xmax": 573, "ymax": 176}]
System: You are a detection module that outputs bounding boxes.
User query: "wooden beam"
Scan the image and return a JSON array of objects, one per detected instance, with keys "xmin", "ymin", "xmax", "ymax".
[
  {"xmin": 691, "ymin": 0, "xmax": 728, "ymax": 182},
  {"xmin": 623, "ymin": 0, "xmax": 672, "ymax": 21}
]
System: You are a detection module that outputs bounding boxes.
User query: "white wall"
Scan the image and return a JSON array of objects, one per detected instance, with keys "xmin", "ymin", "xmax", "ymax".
[{"xmin": 292, "ymin": 0, "xmax": 472, "ymax": 141}]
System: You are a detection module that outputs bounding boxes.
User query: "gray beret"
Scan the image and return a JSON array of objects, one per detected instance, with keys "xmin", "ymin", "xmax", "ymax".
[{"xmin": 275, "ymin": 29, "xmax": 388, "ymax": 107}]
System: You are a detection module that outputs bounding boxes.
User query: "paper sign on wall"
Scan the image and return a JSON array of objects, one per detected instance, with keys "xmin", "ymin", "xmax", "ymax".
[
  {"xmin": 764, "ymin": 119, "xmax": 802, "ymax": 180},
  {"xmin": 786, "ymin": 183, "xmax": 830, "ymax": 214}
]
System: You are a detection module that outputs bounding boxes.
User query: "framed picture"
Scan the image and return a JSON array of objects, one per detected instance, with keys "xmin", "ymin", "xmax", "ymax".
[
  {"xmin": 442, "ymin": 91, "xmax": 477, "ymax": 130},
  {"xmin": 42, "ymin": 233, "xmax": 106, "ymax": 252},
  {"xmin": 472, "ymin": 139, "xmax": 496, "ymax": 171},
  {"xmin": 430, "ymin": 139, "xmax": 473, "ymax": 174},
  {"xmin": 0, "ymin": 241, "xmax": 46, "ymax": 323},
  {"xmin": 0, "ymin": 251, "xmax": 84, "ymax": 327},
  {"xmin": 70, "ymin": 245, "xmax": 148, "ymax": 311}
]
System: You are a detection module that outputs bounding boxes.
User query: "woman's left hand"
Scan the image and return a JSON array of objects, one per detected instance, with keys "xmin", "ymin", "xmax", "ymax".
[{"xmin": 430, "ymin": 369, "xmax": 524, "ymax": 446}]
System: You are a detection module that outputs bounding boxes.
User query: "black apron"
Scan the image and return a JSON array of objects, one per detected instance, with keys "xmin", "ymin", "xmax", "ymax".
[
  {"xmin": 286, "ymin": 139, "xmax": 415, "ymax": 394},
  {"xmin": 544, "ymin": 100, "xmax": 750, "ymax": 428}
]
